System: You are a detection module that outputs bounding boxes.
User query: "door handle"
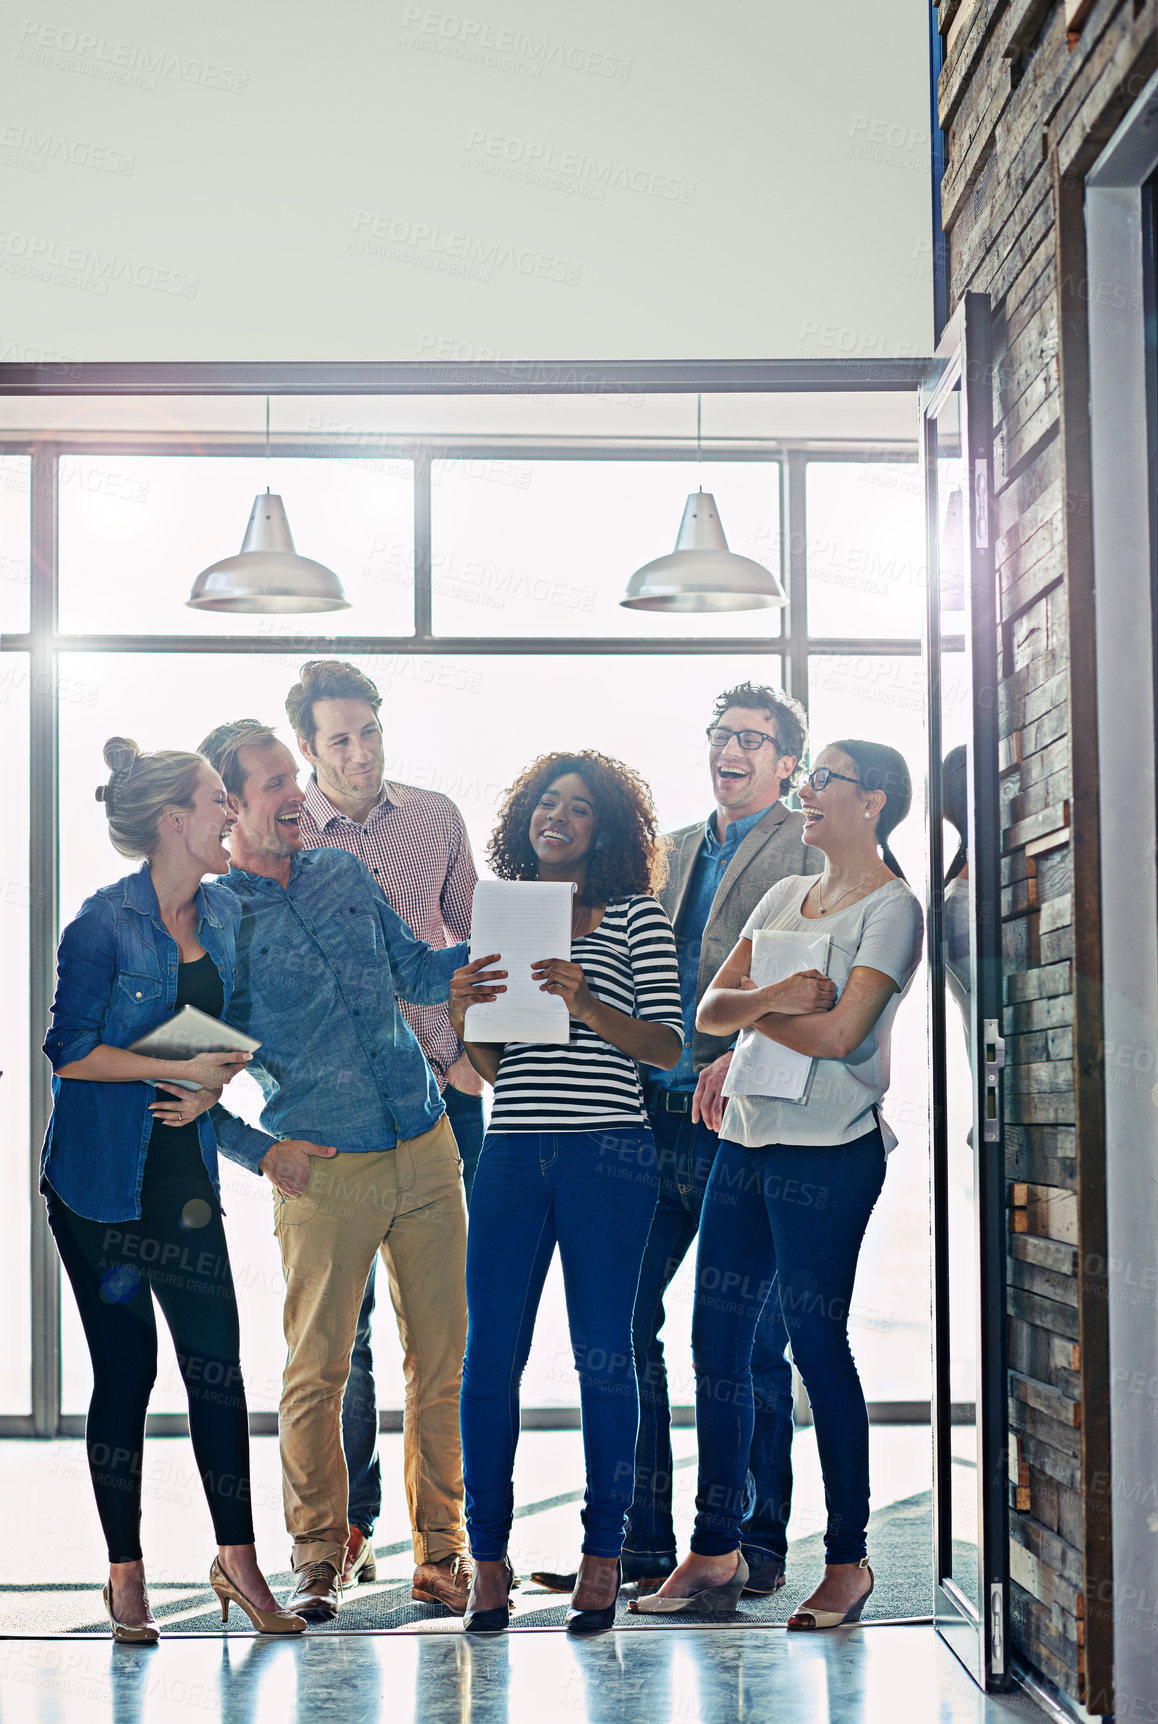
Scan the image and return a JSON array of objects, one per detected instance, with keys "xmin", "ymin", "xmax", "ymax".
[
  {"xmin": 982, "ymin": 1018, "xmax": 1005, "ymax": 1143},
  {"xmin": 989, "ymin": 1580, "xmax": 1005, "ymax": 1674}
]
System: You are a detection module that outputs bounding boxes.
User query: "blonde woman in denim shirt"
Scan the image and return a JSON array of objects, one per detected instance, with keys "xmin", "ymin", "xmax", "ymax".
[{"xmin": 42, "ymin": 738, "xmax": 307, "ymax": 1641}]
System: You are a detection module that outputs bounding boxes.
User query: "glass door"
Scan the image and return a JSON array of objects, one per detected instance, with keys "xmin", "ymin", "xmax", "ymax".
[{"xmin": 922, "ymin": 293, "xmax": 1010, "ymax": 1689}]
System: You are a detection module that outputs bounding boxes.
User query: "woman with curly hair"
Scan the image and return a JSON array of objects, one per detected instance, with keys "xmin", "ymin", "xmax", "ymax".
[{"xmin": 448, "ymin": 751, "xmax": 683, "ymax": 1635}]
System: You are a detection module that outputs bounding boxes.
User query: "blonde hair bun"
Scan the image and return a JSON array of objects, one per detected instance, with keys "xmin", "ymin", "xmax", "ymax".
[
  {"xmin": 94, "ymin": 740, "xmax": 205, "ymax": 859},
  {"xmin": 102, "ymin": 736, "xmax": 140, "ymax": 775}
]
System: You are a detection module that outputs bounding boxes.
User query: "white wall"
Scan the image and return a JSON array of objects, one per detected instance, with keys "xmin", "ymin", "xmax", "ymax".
[
  {"xmin": 1088, "ymin": 84, "xmax": 1158, "ymax": 1716},
  {"xmin": 0, "ymin": 0, "xmax": 933, "ymax": 364}
]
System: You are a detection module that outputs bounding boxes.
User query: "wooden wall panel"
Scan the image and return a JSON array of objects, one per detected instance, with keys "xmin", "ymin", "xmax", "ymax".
[{"xmin": 937, "ymin": 0, "xmax": 1158, "ymax": 1707}]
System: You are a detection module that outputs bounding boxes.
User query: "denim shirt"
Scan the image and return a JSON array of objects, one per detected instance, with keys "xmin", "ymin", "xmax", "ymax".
[
  {"xmin": 652, "ymin": 805, "xmax": 774, "ymax": 1092},
  {"xmin": 215, "ymin": 847, "xmax": 467, "ymax": 1168},
  {"xmin": 41, "ymin": 865, "xmax": 241, "ymax": 1224}
]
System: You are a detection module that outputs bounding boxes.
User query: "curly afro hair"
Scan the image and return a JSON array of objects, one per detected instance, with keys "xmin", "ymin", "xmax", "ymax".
[{"xmin": 487, "ymin": 750, "xmax": 668, "ymax": 907}]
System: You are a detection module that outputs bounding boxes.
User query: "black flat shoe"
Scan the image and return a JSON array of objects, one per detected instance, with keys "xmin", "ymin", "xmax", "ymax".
[
  {"xmin": 740, "ymin": 1554, "xmax": 787, "ymax": 1596},
  {"xmin": 533, "ymin": 1553, "xmax": 674, "ymax": 1594},
  {"xmin": 623, "ymin": 1551, "xmax": 678, "ymax": 1587},
  {"xmin": 565, "ymin": 1560, "xmax": 621, "ymax": 1635},
  {"xmin": 463, "ymin": 1559, "xmax": 514, "ymax": 1635}
]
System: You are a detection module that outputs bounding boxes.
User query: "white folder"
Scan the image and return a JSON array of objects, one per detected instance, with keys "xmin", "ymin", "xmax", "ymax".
[{"xmin": 722, "ymin": 928, "xmax": 832, "ymax": 1102}]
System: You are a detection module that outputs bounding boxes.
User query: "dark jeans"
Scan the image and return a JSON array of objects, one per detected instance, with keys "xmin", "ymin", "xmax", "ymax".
[
  {"xmin": 342, "ymin": 1084, "xmax": 483, "ymax": 1535},
  {"xmin": 691, "ymin": 1129, "xmax": 886, "ymax": 1564},
  {"xmin": 461, "ymin": 1128, "xmax": 659, "ymax": 1560},
  {"xmin": 626, "ymin": 1089, "xmax": 794, "ymax": 1567},
  {"xmin": 45, "ymin": 1176, "xmax": 254, "ymax": 1563}
]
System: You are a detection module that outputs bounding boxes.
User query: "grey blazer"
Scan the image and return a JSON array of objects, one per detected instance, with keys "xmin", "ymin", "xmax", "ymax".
[{"xmin": 660, "ymin": 803, "xmax": 823, "ymax": 1072}]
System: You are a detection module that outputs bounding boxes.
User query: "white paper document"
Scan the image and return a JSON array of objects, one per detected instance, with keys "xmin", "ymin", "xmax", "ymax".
[
  {"xmin": 128, "ymin": 1004, "xmax": 262, "ymax": 1091},
  {"xmin": 465, "ymin": 880, "xmax": 575, "ymax": 1045},
  {"xmin": 722, "ymin": 929, "xmax": 832, "ymax": 1102}
]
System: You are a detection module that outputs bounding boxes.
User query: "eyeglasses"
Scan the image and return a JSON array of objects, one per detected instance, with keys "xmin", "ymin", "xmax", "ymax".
[
  {"xmin": 705, "ymin": 726, "xmax": 782, "ymax": 754},
  {"xmin": 805, "ymin": 767, "xmax": 862, "ymax": 792}
]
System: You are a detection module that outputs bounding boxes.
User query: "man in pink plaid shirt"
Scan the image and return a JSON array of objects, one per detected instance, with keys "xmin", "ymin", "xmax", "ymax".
[{"xmin": 287, "ymin": 658, "xmax": 484, "ymax": 1595}]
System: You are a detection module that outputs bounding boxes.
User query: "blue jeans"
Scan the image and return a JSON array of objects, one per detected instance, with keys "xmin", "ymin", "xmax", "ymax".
[
  {"xmin": 691, "ymin": 1129, "xmax": 886, "ymax": 1565},
  {"xmin": 461, "ymin": 1128, "xmax": 660, "ymax": 1560},
  {"xmin": 627, "ymin": 1089, "xmax": 795, "ymax": 1567},
  {"xmin": 341, "ymin": 1085, "xmax": 484, "ymax": 1535}
]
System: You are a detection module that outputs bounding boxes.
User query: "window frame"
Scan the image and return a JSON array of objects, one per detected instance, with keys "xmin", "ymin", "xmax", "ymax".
[{"xmin": 1, "ymin": 418, "xmax": 923, "ymax": 1438}]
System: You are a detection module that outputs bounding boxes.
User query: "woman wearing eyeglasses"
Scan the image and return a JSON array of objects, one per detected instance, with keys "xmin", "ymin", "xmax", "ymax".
[{"xmin": 632, "ymin": 740, "xmax": 923, "ymax": 1628}]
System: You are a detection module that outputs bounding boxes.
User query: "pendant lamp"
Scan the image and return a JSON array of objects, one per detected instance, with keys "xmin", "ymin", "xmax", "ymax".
[
  {"xmin": 621, "ymin": 489, "xmax": 788, "ymax": 612},
  {"xmin": 187, "ymin": 400, "xmax": 349, "ymax": 613},
  {"xmin": 620, "ymin": 398, "xmax": 787, "ymax": 612}
]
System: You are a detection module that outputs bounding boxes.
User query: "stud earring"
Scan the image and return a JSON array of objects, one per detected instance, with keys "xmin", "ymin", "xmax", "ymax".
[{"xmin": 864, "ymin": 810, "xmax": 872, "ymax": 819}]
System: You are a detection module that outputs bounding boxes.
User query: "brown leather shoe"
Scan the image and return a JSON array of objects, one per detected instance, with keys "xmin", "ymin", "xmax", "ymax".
[
  {"xmin": 340, "ymin": 1528, "xmax": 378, "ymax": 1588},
  {"xmin": 287, "ymin": 1560, "xmax": 341, "ymax": 1620},
  {"xmin": 412, "ymin": 1554, "xmax": 472, "ymax": 1614}
]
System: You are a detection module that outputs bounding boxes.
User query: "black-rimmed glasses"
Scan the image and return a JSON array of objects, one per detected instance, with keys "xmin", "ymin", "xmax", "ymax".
[
  {"xmin": 805, "ymin": 767, "xmax": 862, "ymax": 791},
  {"xmin": 705, "ymin": 725, "xmax": 782, "ymax": 753}
]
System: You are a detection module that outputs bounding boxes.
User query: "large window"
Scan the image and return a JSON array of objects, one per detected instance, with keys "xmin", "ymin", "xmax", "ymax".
[
  {"xmin": 3, "ymin": 416, "xmax": 928, "ymax": 1430},
  {"xmin": 58, "ymin": 455, "xmax": 414, "ymax": 639},
  {"xmin": 430, "ymin": 459, "xmax": 780, "ymax": 639}
]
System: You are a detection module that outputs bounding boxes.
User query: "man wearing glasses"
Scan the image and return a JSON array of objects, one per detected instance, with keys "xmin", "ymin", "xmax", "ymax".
[{"xmin": 589, "ymin": 682, "xmax": 822, "ymax": 1595}]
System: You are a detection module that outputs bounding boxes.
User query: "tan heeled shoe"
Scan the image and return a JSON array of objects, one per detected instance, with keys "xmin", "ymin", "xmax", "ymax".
[
  {"xmin": 209, "ymin": 1558, "xmax": 307, "ymax": 1634},
  {"xmin": 786, "ymin": 1557, "xmax": 874, "ymax": 1630},
  {"xmin": 102, "ymin": 1581, "xmax": 159, "ymax": 1644},
  {"xmin": 628, "ymin": 1553, "xmax": 748, "ymax": 1618}
]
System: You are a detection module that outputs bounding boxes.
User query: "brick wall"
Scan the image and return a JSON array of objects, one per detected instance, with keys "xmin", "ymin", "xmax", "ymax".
[{"xmin": 937, "ymin": 0, "xmax": 1158, "ymax": 1707}]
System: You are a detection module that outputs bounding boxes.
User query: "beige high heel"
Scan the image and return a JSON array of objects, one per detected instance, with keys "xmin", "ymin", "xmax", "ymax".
[
  {"xmin": 628, "ymin": 1553, "xmax": 748, "ymax": 1617},
  {"xmin": 786, "ymin": 1557, "xmax": 874, "ymax": 1630},
  {"xmin": 102, "ymin": 1581, "xmax": 159, "ymax": 1644},
  {"xmin": 209, "ymin": 1558, "xmax": 307, "ymax": 1634}
]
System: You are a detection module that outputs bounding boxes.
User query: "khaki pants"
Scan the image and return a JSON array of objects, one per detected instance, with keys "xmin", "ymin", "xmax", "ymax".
[{"xmin": 273, "ymin": 1114, "xmax": 467, "ymax": 1571}]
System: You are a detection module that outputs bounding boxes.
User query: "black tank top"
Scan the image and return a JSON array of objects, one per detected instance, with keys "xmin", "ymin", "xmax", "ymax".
[{"xmin": 141, "ymin": 953, "xmax": 225, "ymax": 1199}]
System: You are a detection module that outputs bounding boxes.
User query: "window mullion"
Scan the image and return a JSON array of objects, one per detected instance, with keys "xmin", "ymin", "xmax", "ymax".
[{"xmin": 28, "ymin": 443, "xmax": 60, "ymax": 1438}]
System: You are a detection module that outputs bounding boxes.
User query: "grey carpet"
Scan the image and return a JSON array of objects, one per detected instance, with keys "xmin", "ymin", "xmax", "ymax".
[{"xmin": 6, "ymin": 1488, "xmax": 965, "ymax": 1636}]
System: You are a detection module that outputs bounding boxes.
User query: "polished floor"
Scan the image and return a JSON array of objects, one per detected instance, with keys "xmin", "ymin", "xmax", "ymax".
[
  {"xmin": 0, "ymin": 1628, "xmax": 1051, "ymax": 1723},
  {"xmin": 2, "ymin": 1430, "xmax": 1051, "ymax": 1721}
]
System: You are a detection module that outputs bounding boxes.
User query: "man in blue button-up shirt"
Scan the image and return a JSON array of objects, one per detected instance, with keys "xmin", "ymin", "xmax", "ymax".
[{"xmin": 201, "ymin": 721, "xmax": 478, "ymax": 1622}]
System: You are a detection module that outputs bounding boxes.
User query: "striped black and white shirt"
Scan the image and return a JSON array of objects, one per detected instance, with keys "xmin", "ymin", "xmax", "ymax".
[{"xmin": 488, "ymin": 895, "xmax": 683, "ymax": 1133}]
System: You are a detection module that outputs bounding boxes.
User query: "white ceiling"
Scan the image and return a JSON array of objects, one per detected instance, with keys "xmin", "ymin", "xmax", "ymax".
[{"xmin": 0, "ymin": 0, "xmax": 932, "ymax": 362}]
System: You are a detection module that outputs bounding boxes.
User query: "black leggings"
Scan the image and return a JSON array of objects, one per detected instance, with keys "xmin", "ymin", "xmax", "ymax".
[{"xmin": 45, "ymin": 1178, "xmax": 255, "ymax": 1562}]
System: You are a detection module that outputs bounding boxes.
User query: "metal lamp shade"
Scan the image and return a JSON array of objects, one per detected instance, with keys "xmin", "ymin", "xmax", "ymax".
[
  {"xmin": 187, "ymin": 492, "xmax": 350, "ymax": 613},
  {"xmin": 621, "ymin": 491, "xmax": 787, "ymax": 612}
]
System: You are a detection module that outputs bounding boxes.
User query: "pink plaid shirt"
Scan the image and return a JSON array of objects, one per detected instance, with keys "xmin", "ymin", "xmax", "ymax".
[{"xmin": 298, "ymin": 776, "xmax": 478, "ymax": 1086}]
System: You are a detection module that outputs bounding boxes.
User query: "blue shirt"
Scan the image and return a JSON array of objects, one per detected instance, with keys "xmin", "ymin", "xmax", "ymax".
[
  {"xmin": 216, "ymin": 847, "xmax": 467, "ymax": 1168},
  {"xmin": 652, "ymin": 805, "xmax": 776, "ymax": 1092},
  {"xmin": 41, "ymin": 865, "xmax": 241, "ymax": 1223}
]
